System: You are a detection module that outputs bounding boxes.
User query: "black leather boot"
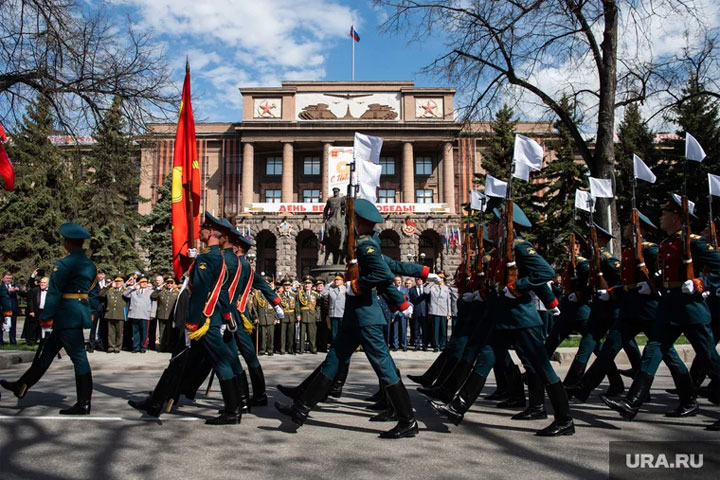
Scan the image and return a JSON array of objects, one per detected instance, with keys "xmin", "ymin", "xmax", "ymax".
[
  {"xmin": 249, "ymin": 365, "xmax": 268, "ymax": 406},
  {"xmin": 602, "ymin": 362, "xmax": 625, "ymax": 397},
  {"xmin": 206, "ymin": 378, "xmax": 242, "ymax": 425},
  {"xmin": 180, "ymin": 359, "xmax": 213, "ymax": 401},
  {"xmin": 365, "ymin": 389, "xmax": 382, "ymax": 402},
  {"xmin": 275, "ymin": 373, "xmax": 333, "ymax": 426},
  {"xmin": 512, "ymin": 371, "xmax": 547, "ymax": 420},
  {"xmin": 1, "ymin": 361, "xmax": 44, "ymax": 399},
  {"xmin": 369, "ymin": 407, "xmax": 397, "ymax": 422},
  {"xmin": 59, "ymin": 373, "xmax": 92, "ymax": 415},
  {"xmin": 427, "ymin": 355, "xmax": 459, "ymax": 388},
  {"xmin": 237, "ymin": 372, "xmax": 251, "ymax": 414},
  {"xmin": 430, "ymin": 372, "xmax": 486, "ymax": 425},
  {"xmin": 601, "ymin": 371, "xmax": 653, "ymax": 420},
  {"xmin": 618, "ymin": 368, "xmax": 637, "ymax": 379},
  {"xmin": 485, "ymin": 364, "xmax": 509, "ymax": 401},
  {"xmin": 277, "ymin": 364, "xmax": 322, "ymax": 401},
  {"xmin": 407, "ymin": 351, "xmax": 447, "ymax": 387},
  {"xmin": 562, "ymin": 359, "xmax": 587, "ymax": 388},
  {"xmin": 329, "ymin": 362, "xmax": 349, "ymax": 399},
  {"xmin": 497, "ymin": 364, "xmax": 526, "ymax": 409},
  {"xmin": 418, "ymin": 360, "xmax": 472, "ymax": 404},
  {"xmin": 566, "ymin": 359, "xmax": 606, "ymax": 403},
  {"xmin": 665, "ymin": 371, "xmax": 699, "ymax": 417},
  {"xmin": 536, "ymin": 381, "xmax": 574, "ymax": 436},
  {"xmin": 380, "ymin": 381, "xmax": 419, "ymax": 439},
  {"xmin": 128, "ymin": 395, "xmax": 163, "ymax": 417}
]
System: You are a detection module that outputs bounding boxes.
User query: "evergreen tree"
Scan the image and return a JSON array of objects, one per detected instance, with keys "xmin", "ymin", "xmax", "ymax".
[
  {"xmin": 82, "ymin": 97, "xmax": 145, "ymax": 275},
  {"xmin": 535, "ymin": 96, "xmax": 588, "ymax": 267},
  {"xmin": 0, "ymin": 96, "xmax": 78, "ymax": 278},
  {"xmin": 139, "ymin": 173, "xmax": 173, "ymax": 275}
]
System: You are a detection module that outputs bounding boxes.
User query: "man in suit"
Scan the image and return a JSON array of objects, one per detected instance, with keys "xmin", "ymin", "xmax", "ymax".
[
  {"xmin": 87, "ymin": 270, "xmax": 107, "ymax": 352},
  {"xmin": 24, "ymin": 276, "xmax": 49, "ymax": 346},
  {"xmin": 2, "ymin": 272, "xmax": 23, "ymax": 345},
  {"xmin": 408, "ymin": 277, "xmax": 429, "ymax": 350}
]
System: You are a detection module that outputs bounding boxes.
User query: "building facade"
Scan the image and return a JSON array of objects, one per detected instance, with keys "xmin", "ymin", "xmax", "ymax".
[{"xmin": 139, "ymin": 81, "xmax": 553, "ymax": 280}]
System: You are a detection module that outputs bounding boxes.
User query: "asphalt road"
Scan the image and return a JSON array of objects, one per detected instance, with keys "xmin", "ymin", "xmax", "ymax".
[{"xmin": 0, "ymin": 350, "xmax": 718, "ymax": 480}]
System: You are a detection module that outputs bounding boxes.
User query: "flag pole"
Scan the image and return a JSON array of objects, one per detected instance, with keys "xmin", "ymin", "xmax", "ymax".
[
  {"xmin": 351, "ymin": 26, "xmax": 355, "ymax": 81},
  {"xmin": 185, "ymin": 57, "xmax": 196, "ymax": 251}
]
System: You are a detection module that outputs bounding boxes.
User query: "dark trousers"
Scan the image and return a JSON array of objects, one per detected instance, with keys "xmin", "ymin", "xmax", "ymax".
[
  {"xmin": 545, "ymin": 299, "xmax": 591, "ymax": 356},
  {"xmin": 88, "ymin": 315, "xmax": 102, "ymax": 348},
  {"xmin": 23, "ymin": 314, "xmax": 40, "ymax": 346},
  {"xmin": 147, "ymin": 319, "xmax": 158, "ymax": 351},
  {"xmin": 259, "ymin": 323, "xmax": 275, "ymax": 354},
  {"xmin": 642, "ymin": 322, "xmax": 720, "ymax": 379},
  {"xmin": 199, "ymin": 326, "xmax": 235, "ymax": 381},
  {"xmin": 280, "ymin": 321, "xmax": 295, "ymax": 353},
  {"xmin": 2, "ymin": 313, "xmax": 18, "ymax": 345},
  {"xmin": 432, "ymin": 315, "xmax": 447, "ymax": 350},
  {"xmin": 392, "ymin": 314, "xmax": 407, "ymax": 349},
  {"xmin": 130, "ymin": 318, "xmax": 148, "ymax": 352},
  {"xmin": 33, "ymin": 328, "xmax": 91, "ymax": 376},
  {"xmin": 330, "ymin": 317, "xmax": 342, "ymax": 343}
]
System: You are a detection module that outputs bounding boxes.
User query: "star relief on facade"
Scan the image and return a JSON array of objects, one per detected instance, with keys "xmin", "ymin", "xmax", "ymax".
[
  {"xmin": 254, "ymin": 98, "xmax": 281, "ymax": 118},
  {"xmin": 415, "ymin": 98, "xmax": 443, "ymax": 119},
  {"xmin": 277, "ymin": 220, "xmax": 294, "ymax": 237}
]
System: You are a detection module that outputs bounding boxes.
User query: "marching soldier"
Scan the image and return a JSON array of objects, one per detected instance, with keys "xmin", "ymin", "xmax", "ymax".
[
  {"xmin": 296, "ymin": 276, "xmax": 320, "ymax": 354},
  {"xmin": 1, "ymin": 223, "xmax": 99, "ymax": 414},
  {"xmin": 279, "ymin": 280, "xmax": 296, "ymax": 354},
  {"xmin": 253, "ymin": 278, "xmax": 279, "ymax": 355}
]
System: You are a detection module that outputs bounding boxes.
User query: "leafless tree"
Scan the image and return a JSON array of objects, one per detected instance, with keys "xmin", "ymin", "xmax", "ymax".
[
  {"xmin": 0, "ymin": 0, "xmax": 176, "ymax": 134},
  {"xmin": 378, "ymin": 0, "xmax": 719, "ymax": 244}
]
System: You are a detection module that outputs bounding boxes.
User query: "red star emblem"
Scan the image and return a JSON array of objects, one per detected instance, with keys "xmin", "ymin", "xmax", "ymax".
[
  {"xmin": 259, "ymin": 101, "xmax": 276, "ymax": 116},
  {"xmin": 421, "ymin": 100, "xmax": 437, "ymax": 115}
]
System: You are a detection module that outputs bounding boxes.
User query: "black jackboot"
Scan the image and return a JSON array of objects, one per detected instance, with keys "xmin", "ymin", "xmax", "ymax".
[
  {"xmin": 418, "ymin": 360, "xmax": 472, "ymax": 404},
  {"xmin": 237, "ymin": 372, "xmax": 251, "ymax": 414},
  {"xmin": 427, "ymin": 356, "xmax": 459, "ymax": 388},
  {"xmin": 180, "ymin": 359, "xmax": 213, "ymax": 401},
  {"xmin": 249, "ymin": 365, "xmax": 268, "ymax": 406},
  {"xmin": 536, "ymin": 381, "xmax": 575, "ymax": 436},
  {"xmin": 59, "ymin": 373, "xmax": 92, "ymax": 415},
  {"xmin": 562, "ymin": 359, "xmax": 587, "ymax": 388},
  {"xmin": 601, "ymin": 371, "xmax": 653, "ymax": 420},
  {"xmin": 275, "ymin": 373, "xmax": 333, "ymax": 426},
  {"xmin": 277, "ymin": 364, "xmax": 322, "ymax": 401},
  {"xmin": 128, "ymin": 395, "xmax": 163, "ymax": 417},
  {"xmin": 329, "ymin": 362, "xmax": 349, "ymax": 399},
  {"xmin": 485, "ymin": 364, "xmax": 509, "ymax": 401},
  {"xmin": 603, "ymin": 362, "xmax": 625, "ymax": 397},
  {"xmin": 665, "ymin": 371, "xmax": 699, "ymax": 417},
  {"xmin": 566, "ymin": 359, "xmax": 607, "ymax": 403},
  {"xmin": 206, "ymin": 378, "xmax": 242, "ymax": 425},
  {"xmin": 430, "ymin": 372, "xmax": 486, "ymax": 425},
  {"xmin": 497, "ymin": 364, "xmax": 526, "ymax": 409},
  {"xmin": 1, "ymin": 361, "xmax": 45, "ymax": 399},
  {"xmin": 407, "ymin": 351, "xmax": 447, "ymax": 387},
  {"xmin": 512, "ymin": 371, "xmax": 547, "ymax": 420},
  {"xmin": 380, "ymin": 381, "xmax": 419, "ymax": 439}
]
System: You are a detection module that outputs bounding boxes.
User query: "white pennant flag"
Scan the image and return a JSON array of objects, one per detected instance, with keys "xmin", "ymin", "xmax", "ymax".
[
  {"xmin": 589, "ymin": 177, "xmax": 614, "ymax": 198},
  {"xmin": 709, "ymin": 173, "xmax": 720, "ymax": 197},
  {"xmin": 575, "ymin": 190, "xmax": 594, "ymax": 212},
  {"xmin": 356, "ymin": 158, "xmax": 382, "ymax": 203},
  {"xmin": 514, "ymin": 134, "xmax": 544, "ymax": 170},
  {"xmin": 470, "ymin": 190, "xmax": 487, "ymax": 211},
  {"xmin": 354, "ymin": 133, "xmax": 384, "ymax": 164},
  {"xmin": 484, "ymin": 175, "xmax": 507, "ymax": 198},
  {"xmin": 633, "ymin": 154, "xmax": 656, "ymax": 183},
  {"xmin": 671, "ymin": 193, "xmax": 696, "ymax": 215},
  {"xmin": 512, "ymin": 159, "xmax": 532, "ymax": 182},
  {"xmin": 685, "ymin": 133, "xmax": 706, "ymax": 162}
]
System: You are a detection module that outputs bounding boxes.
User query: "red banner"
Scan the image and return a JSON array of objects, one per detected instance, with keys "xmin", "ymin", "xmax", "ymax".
[{"xmin": 0, "ymin": 123, "xmax": 14, "ymax": 191}]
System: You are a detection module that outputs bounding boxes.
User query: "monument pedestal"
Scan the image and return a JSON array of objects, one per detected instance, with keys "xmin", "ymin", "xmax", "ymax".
[{"xmin": 311, "ymin": 264, "xmax": 346, "ymax": 283}]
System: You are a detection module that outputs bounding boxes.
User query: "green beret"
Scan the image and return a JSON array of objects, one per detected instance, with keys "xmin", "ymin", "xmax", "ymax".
[
  {"xmin": 59, "ymin": 222, "xmax": 90, "ymax": 239},
  {"xmin": 492, "ymin": 203, "xmax": 531, "ymax": 228},
  {"xmin": 354, "ymin": 198, "xmax": 383, "ymax": 224}
]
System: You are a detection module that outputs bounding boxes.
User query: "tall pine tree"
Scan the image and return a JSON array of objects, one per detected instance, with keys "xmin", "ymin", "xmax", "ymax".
[{"xmin": 139, "ymin": 173, "xmax": 173, "ymax": 275}]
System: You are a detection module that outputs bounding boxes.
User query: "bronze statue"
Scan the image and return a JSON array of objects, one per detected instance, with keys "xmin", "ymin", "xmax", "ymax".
[{"xmin": 322, "ymin": 187, "xmax": 346, "ymax": 264}]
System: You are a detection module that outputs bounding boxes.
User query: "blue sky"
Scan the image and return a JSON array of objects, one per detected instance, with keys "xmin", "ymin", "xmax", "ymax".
[{"xmin": 113, "ymin": 0, "xmax": 450, "ymax": 123}]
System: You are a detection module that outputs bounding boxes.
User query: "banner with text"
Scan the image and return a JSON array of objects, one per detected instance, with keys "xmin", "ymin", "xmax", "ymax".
[
  {"xmin": 244, "ymin": 202, "xmax": 450, "ymax": 214},
  {"xmin": 328, "ymin": 146, "xmax": 353, "ymax": 194}
]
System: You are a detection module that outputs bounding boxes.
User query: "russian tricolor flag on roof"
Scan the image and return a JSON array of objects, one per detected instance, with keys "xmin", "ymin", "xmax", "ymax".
[{"xmin": 350, "ymin": 25, "xmax": 360, "ymax": 42}]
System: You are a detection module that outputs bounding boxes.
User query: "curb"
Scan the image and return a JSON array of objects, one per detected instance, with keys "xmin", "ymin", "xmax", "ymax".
[{"xmin": 0, "ymin": 351, "xmax": 36, "ymax": 370}]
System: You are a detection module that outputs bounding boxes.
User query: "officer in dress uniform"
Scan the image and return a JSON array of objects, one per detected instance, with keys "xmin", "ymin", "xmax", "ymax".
[
  {"xmin": 151, "ymin": 277, "xmax": 179, "ymax": 352},
  {"xmin": 296, "ymin": 276, "xmax": 320, "ymax": 354},
  {"xmin": 279, "ymin": 280, "xmax": 297, "ymax": 354},
  {"xmin": 253, "ymin": 277, "xmax": 279, "ymax": 356},
  {"xmin": 1, "ymin": 223, "xmax": 99, "ymax": 414},
  {"xmin": 100, "ymin": 276, "xmax": 128, "ymax": 353},
  {"xmin": 603, "ymin": 195, "xmax": 720, "ymax": 429},
  {"xmin": 276, "ymin": 199, "xmax": 420, "ymax": 439}
]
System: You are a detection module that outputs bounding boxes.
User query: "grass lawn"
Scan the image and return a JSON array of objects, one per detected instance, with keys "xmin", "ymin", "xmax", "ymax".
[
  {"xmin": 0, "ymin": 342, "xmax": 39, "ymax": 351},
  {"xmin": 558, "ymin": 334, "xmax": 690, "ymax": 348}
]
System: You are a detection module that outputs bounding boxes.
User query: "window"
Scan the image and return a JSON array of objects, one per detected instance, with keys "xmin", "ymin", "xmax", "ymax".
[
  {"xmin": 379, "ymin": 156, "xmax": 395, "ymax": 175},
  {"xmin": 416, "ymin": 189, "xmax": 434, "ymax": 203},
  {"xmin": 378, "ymin": 189, "xmax": 395, "ymax": 203},
  {"xmin": 303, "ymin": 156, "xmax": 320, "ymax": 175},
  {"xmin": 415, "ymin": 156, "xmax": 433, "ymax": 175},
  {"xmin": 303, "ymin": 189, "xmax": 321, "ymax": 203},
  {"xmin": 265, "ymin": 189, "xmax": 281, "ymax": 203},
  {"xmin": 266, "ymin": 157, "xmax": 282, "ymax": 175}
]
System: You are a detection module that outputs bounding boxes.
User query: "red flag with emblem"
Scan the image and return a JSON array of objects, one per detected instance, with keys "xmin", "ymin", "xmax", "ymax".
[
  {"xmin": 0, "ymin": 123, "xmax": 14, "ymax": 191},
  {"xmin": 171, "ymin": 60, "xmax": 201, "ymax": 279}
]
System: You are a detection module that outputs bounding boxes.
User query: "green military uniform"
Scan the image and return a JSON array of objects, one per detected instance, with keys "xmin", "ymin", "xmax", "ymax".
[
  {"xmin": 279, "ymin": 285, "xmax": 297, "ymax": 354},
  {"xmin": 253, "ymin": 289, "xmax": 277, "ymax": 355},
  {"xmin": 151, "ymin": 284, "xmax": 178, "ymax": 352},
  {"xmin": 1, "ymin": 223, "xmax": 99, "ymax": 415},
  {"xmin": 295, "ymin": 281, "xmax": 320, "ymax": 354},
  {"xmin": 545, "ymin": 254, "xmax": 591, "ymax": 356},
  {"xmin": 100, "ymin": 280, "xmax": 128, "ymax": 352}
]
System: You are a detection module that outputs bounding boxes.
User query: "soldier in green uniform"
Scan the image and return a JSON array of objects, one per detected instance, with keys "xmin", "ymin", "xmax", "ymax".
[
  {"xmin": 151, "ymin": 277, "xmax": 179, "ymax": 352},
  {"xmin": 253, "ymin": 278, "xmax": 279, "ymax": 355},
  {"xmin": 101, "ymin": 276, "xmax": 128, "ymax": 353},
  {"xmin": 276, "ymin": 199, "xmax": 419, "ymax": 439},
  {"xmin": 603, "ymin": 195, "xmax": 720, "ymax": 429},
  {"xmin": 296, "ymin": 277, "xmax": 320, "ymax": 354},
  {"xmin": 1, "ymin": 223, "xmax": 99, "ymax": 414},
  {"xmin": 279, "ymin": 280, "xmax": 296, "ymax": 354}
]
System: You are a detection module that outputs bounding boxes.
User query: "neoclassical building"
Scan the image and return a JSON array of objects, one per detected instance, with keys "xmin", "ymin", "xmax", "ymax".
[{"xmin": 139, "ymin": 81, "xmax": 554, "ymax": 280}]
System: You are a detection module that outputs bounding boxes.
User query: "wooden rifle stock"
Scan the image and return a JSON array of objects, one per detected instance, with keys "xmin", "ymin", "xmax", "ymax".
[
  {"xmin": 345, "ymin": 197, "xmax": 359, "ymax": 281},
  {"xmin": 682, "ymin": 195, "xmax": 695, "ymax": 280},
  {"xmin": 710, "ymin": 220, "xmax": 718, "ymax": 251},
  {"xmin": 463, "ymin": 223, "xmax": 472, "ymax": 285},
  {"xmin": 631, "ymin": 208, "xmax": 656, "ymax": 293},
  {"xmin": 474, "ymin": 222, "xmax": 487, "ymax": 299},
  {"xmin": 503, "ymin": 199, "xmax": 518, "ymax": 286},
  {"xmin": 589, "ymin": 224, "xmax": 609, "ymax": 291},
  {"xmin": 564, "ymin": 233, "xmax": 577, "ymax": 295}
]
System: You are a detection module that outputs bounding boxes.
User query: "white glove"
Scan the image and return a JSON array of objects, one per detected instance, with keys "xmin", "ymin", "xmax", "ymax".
[
  {"xmin": 401, "ymin": 304, "xmax": 414, "ymax": 319},
  {"xmin": 682, "ymin": 279, "xmax": 695, "ymax": 294},
  {"xmin": 219, "ymin": 324, "xmax": 227, "ymax": 335},
  {"xmin": 597, "ymin": 289, "xmax": 610, "ymax": 301},
  {"xmin": 462, "ymin": 292, "xmax": 475, "ymax": 302},
  {"xmin": 702, "ymin": 290, "xmax": 711, "ymax": 299},
  {"xmin": 345, "ymin": 281, "xmax": 356, "ymax": 296},
  {"xmin": 549, "ymin": 306, "xmax": 561, "ymax": 316},
  {"xmin": 184, "ymin": 329, "xmax": 191, "ymax": 347},
  {"xmin": 2, "ymin": 317, "xmax": 10, "ymax": 332},
  {"xmin": 503, "ymin": 286, "xmax": 517, "ymax": 299},
  {"xmin": 273, "ymin": 304, "xmax": 285, "ymax": 320},
  {"xmin": 636, "ymin": 282, "xmax": 651, "ymax": 295},
  {"xmin": 426, "ymin": 273, "xmax": 441, "ymax": 284},
  {"xmin": 568, "ymin": 292, "xmax": 578, "ymax": 303},
  {"xmin": 187, "ymin": 248, "xmax": 198, "ymax": 259}
]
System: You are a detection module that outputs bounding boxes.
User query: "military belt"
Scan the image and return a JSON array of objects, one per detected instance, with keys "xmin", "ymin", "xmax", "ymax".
[
  {"xmin": 663, "ymin": 281, "xmax": 684, "ymax": 289},
  {"xmin": 62, "ymin": 293, "xmax": 88, "ymax": 300},
  {"xmin": 300, "ymin": 307, "xmax": 313, "ymax": 311}
]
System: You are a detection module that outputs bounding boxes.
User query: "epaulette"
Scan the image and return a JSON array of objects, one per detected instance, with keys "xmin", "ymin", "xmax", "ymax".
[
  {"xmin": 642, "ymin": 241, "xmax": 653, "ymax": 246},
  {"xmin": 602, "ymin": 251, "xmax": 611, "ymax": 259},
  {"xmin": 358, "ymin": 234, "xmax": 371, "ymax": 242},
  {"xmin": 576, "ymin": 255, "xmax": 586, "ymax": 261},
  {"xmin": 690, "ymin": 234, "xmax": 701, "ymax": 240}
]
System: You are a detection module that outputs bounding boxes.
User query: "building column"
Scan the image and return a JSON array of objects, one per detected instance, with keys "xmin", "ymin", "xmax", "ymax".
[
  {"xmin": 282, "ymin": 142, "xmax": 294, "ymax": 202},
  {"xmin": 241, "ymin": 142, "xmax": 254, "ymax": 208},
  {"xmin": 321, "ymin": 143, "xmax": 331, "ymax": 201},
  {"xmin": 443, "ymin": 142, "xmax": 455, "ymax": 214},
  {"xmin": 402, "ymin": 142, "xmax": 414, "ymax": 203}
]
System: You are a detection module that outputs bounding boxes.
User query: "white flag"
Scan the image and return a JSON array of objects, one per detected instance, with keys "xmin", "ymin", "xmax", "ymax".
[
  {"xmin": 685, "ymin": 133, "xmax": 706, "ymax": 162},
  {"xmin": 671, "ymin": 193, "xmax": 696, "ymax": 215},
  {"xmin": 633, "ymin": 154, "xmax": 656, "ymax": 183},
  {"xmin": 484, "ymin": 175, "xmax": 507, "ymax": 198},
  {"xmin": 589, "ymin": 177, "xmax": 613, "ymax": 198},
  {"xmin": 709, "ymin": 173, "xmax": 720, "ymax": 197},
  {"xmin": 356, "ymin": 158, "xmax": 381, "ymax": 203},
  {"xmin": 514, "ymin": 134, "xmax": 544, "ymax": 170},
  {"xmin": 470, "ymin": 190, "xmax": 487, "ymax": 211},
  {"xmin": 575, "ymin": 190, "xmax": 594, "ymax": 212},
  {"xmin": 354, "ymin": 133, "xmax": 384, "ymax": 164},
  {"xmin": 512, "ymin": 159, "xmax": 532, "ymax": 182}
]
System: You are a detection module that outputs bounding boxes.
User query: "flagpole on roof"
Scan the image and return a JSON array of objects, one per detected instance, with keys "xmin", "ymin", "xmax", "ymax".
[{"xmin": 351, "ymin": 24, "xmax": 355, "ymax": 81}]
